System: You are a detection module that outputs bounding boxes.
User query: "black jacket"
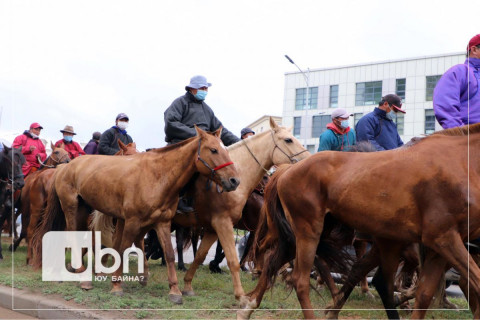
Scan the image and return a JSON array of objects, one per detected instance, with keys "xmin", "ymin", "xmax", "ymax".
[
  {"xmin": 164, "ymin": 92, "xmax": 240, "ymax": 146},
  {"xmin": 98, "ymin": 127, "xmax": 133, "ymax": 155}
]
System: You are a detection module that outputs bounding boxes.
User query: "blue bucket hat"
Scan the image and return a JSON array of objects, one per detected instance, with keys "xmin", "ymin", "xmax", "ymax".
[{"xmin": 186, "ymin": 75, "xmax": 212, "ymax": 90}]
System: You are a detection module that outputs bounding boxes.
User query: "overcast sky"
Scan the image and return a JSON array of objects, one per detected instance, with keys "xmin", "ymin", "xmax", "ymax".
[{"xmin": 0, "ymin": 0, "xmax": 477, "ymax": 150}]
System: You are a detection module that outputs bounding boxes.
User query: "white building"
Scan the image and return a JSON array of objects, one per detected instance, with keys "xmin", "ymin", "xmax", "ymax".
[
  {"xmin": 245, "ymin": 115, "xmax": 282, "ymax": 135},
  {"xmin": 282, "ymin": 52, "xmax": 465, "ymax": 153}
]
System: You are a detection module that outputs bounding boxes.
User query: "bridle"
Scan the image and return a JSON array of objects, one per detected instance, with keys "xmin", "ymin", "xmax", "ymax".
[
  {"xmin": 39, "ymin": 153, "xmax": 70, "ymax": 168},
  {"xmin": 195, "ymin": 138, "xmax": 234, "ymax": 191},
  {"xmin": 242, "ymin": 130, "xmax": 309, "ymax": 175}
]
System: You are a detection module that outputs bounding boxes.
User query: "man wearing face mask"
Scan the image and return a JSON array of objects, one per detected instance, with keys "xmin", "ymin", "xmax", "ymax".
[
  {"xmin": 12, "ymin": 122, "xmax": 47, "ymax": 177},
  {"xmin": 54, "ymin": 125, "xmax": 85, "ymax": 159},
  {"xmin": 164, "ymin": 75, "xmax": 240, "ymax": 213},
  {"xmin": 356, "ymin": 94, "xmax": 405, "ymax": 151},
  {"xmin": 317, "ymin": 108, "xmax": 356, "ymax": 152},
  {"xmin": 98, "ymin": 113, "xmax": 134, "ymax": 155}
]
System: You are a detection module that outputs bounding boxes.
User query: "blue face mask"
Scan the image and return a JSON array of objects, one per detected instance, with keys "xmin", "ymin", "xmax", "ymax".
[
  {"xmin": 64, "ymin": 136, "xmax": 73, "ymax": 142},
  {"xmin": 340, "ymin": 120, "xmax": 350, "ymax": 129},
  {"xmin": 386, "ymin": 110, "xmax": 396, "ymax": 121},
  {"xmin": 194, "ymin": 90, "xmax": 208, "ymax": 101}
]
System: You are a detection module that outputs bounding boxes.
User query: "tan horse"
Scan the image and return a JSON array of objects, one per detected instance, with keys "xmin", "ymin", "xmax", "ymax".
[
  {"xmin": 31, "ymin": 126, "xmax": 239, "ymax": 299},
  {"xmin": 239, "ymin": 123, "xmax": 480, "ymax": 319}
]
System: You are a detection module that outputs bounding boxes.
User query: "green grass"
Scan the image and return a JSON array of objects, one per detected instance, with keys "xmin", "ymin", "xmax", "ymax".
[{"xmin": 0, "ymin": 240, "xmax": 473, "ymax": 319}]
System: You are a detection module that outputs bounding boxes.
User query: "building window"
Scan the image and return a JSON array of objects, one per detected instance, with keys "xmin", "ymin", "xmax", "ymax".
[
  {"xmin": 355, "ymin": 81, "xmax": 382, "ymax": 106},
  {"xmin": 312, "ymin": 115, "xmax": 331, "ymax": 138},
  {"xmin": 329, "ymin": 85, "xmax": 339, "ymax": 108},
  {"xmin": 426, "ymin": 75, "xmax": 442, "ymax": 101},
  {"xmin": 425, "ymin": 109, "xmax": 436, "ymax": 134},
  {"xmin": 396, "ymin": 78, "xmax": 406, "ymax": 100},
  {"xmin": 394, "ymin": 113, "xmax": 404, "ymax": 135},
  {"xmin": 293, "ymin": 117, "xmax": 301, "ymax": 137},
  {"xmin": 354, "ymin": 113, "xmax": 363, "ymax": 128},
  {"xmin": 295, "ymin": 87, "xmax": 318, "ymax": 110}
]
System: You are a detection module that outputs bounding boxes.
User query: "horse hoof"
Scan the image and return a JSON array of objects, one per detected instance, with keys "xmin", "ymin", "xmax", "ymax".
[
  {"xmin": 80, "ymin": 281, "xmax": 93, "ymax": 290},
  {"xmin": 181, "ymin": 290, "xmax": 195, "ymax": 296},
  {"xmin": 169, "ymin": 294, "xmax": 183, "ymax": 305}
]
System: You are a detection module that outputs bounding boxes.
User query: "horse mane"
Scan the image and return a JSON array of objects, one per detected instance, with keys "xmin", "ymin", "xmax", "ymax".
[
  {"xmin": 149, "ymin": 136, "xmax": 198, "ymax": 154},
  {"xmin": 227, "ymin": 130, "xmax": 271, "ymax": 152},
  {"xmin": 431, "ymin": 123, "xmax": 480, "ymax": 136}
]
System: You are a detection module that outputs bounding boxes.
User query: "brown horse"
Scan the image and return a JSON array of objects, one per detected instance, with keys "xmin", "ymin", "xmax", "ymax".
[
  {"xmin": 239, "ymin": 123, "xmax": 480, "ymax": 319},
  {"xmin": 31, "ymin": 126, "xmax": 239, "ymax": 300},
  {"xmin": 10, "ymin": 143, "xmax": 70, "ymax": 260}
]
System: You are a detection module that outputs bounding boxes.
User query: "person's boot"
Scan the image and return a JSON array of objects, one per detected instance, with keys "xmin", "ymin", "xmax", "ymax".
[{"xmin": 177, "ymin": 196, "xmax": 194, "ymax": 213}]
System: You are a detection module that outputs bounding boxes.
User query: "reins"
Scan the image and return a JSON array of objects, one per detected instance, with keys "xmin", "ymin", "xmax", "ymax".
[
  {"xmin": 39, "ymin": 153, "xmax": 70, "ymax": 169},
  {"xmin": 195, "ymin": 138, "xmax": 234, "ymax": 192}
]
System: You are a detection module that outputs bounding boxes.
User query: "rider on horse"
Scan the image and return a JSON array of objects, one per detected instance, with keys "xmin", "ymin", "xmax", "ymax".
[{"xmin": 12, "ymin": 122, "xmax": 47, "ymax": 178}]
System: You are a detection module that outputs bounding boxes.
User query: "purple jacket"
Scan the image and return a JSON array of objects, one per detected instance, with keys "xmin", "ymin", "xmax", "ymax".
[
  {"xmin": 433, "ymin": 58, "xmax": 480, "ymax": 129},
  {"xmin": 83, "ymin": 139, "xmax": 99, "ymax": 155}
]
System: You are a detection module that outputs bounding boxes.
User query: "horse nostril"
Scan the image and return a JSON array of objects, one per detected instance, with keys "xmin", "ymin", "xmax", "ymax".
[{"xmin": 229, "ymin": 177, "xmax": 240, "ymax": 187}]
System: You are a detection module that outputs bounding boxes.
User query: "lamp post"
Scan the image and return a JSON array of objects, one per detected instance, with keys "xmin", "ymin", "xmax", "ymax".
[{"xmin": 285, "ymin": 55, "xmax": 310, "ymax": 148}]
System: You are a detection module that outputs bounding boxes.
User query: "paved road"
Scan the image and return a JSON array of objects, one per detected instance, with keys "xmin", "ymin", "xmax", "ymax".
[{"xmin": 0, "ymin": 305, "xmax": 35, "ymax": 319}]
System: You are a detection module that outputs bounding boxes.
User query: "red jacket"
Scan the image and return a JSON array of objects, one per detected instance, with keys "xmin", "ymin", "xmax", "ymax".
[
  {"xmin": 12, "ymin": 131, "xmax": 47, "ymax": 176},
  {"xmin": 55, "ymin": 139, "xmax": 86, "ymax": 159}
]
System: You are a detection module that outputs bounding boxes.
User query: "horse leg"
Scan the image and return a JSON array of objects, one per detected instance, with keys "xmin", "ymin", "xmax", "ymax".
[
  {"xmin": 314, "ymin": 257, "xmax": 340, "ymax": 306},
  {"xmin": 212, "ymin": 219, "xmax": 247, "ymax": 304},
  {"xmin": 132, "ymin": 235, "xmax": 148, "ymax": 287},
  {"xmin": 154, "ymin": 221, "xmax": 183, "ymax": 304},
  {"xmin": 176, "ymin": 227, "xmax": 186, "ymax": 271},
  {"xmin": 325, "ymin": 243, "xmax": 380, "ymax": 319},
  {"xmin": 291, "ymin": 234, "xmax": 322, "ymax": 319},
  {"xmin": 183, "ymin": 231, "xmax": 218, "ymax": 296},
  {"xmin": 110, "ymin": 221, "xmax": 141, "ymax": 296},
  {"xmin": 410, "ymin": 248, "xmax": 447, "ymax": 319},
  {"xmin": 459, "ymin": 252, "xmax": 480, "ymax": 317},
  {"xmin": 353, "ymin": 239, "xmax": 374, "ymax": 298},
  {"xmin": 209, "ymin": 240, "xmax": 225, "ymax": 274}
]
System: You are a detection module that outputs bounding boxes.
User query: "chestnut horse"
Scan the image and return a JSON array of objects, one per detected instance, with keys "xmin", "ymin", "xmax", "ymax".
[
  {"xmin": 10, "ymin": 143, "xmax": 70, "ymax": 259},
  {"xmin": 239, "ymin": 123, "xmax": 480, "ymax": 319},
  {"xmin": 31, "ymin": 126, "xmax": 239, "ymax": 300}
]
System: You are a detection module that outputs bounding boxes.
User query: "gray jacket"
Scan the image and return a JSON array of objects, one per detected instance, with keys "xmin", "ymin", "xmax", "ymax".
[
  {"xmin": 98, "ymin": 127, "xmax": 133, "ymax": 155},
  {"xmin": 164, "ymin": 91, "xmax": 240, "ymax": 146}
]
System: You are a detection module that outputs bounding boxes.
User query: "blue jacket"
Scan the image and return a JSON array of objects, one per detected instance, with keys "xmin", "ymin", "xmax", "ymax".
[
  {"xmin": 356, "ymin": 108, "xmax": 403, "ymax": 151},
  {"xmin": 318, "ymin": 124, "xmax": 356, "ymax": 152}
]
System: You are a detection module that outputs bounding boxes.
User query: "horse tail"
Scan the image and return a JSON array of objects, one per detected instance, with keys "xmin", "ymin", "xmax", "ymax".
[
  {"xmin": 89, "ymin": 210, "xmax": 115, "ymax": 248},
  {"xmin": 31, "ymin": 179, "xmax": 65, "ymax": 268},
  {"xmin": 257, "ymin": 164, "xmax": 297, "ymax": 288}
]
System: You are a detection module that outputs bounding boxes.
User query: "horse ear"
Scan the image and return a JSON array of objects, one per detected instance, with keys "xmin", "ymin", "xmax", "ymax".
[
  {"xmin": 270, "ymin": 117, "xmax": 279, "ymax": 132},
  {"xmin": 118, "ymin": 139, "xmax": 127, "ymax": 150},
  {"xmin": 60, "ymin": 142, "xmax": 65, "ymax": 149},
  {"xmin": 51, "ymin": 142, "xmax": 55, "ymax": 150},
  {"xmin": 3, "ymin": 144, "xmax": 10, "ymax": 154},
  {"xmin": 286, "ymin": 125, "xmax": 293, "ymax": 132},
  {"xmin": 194, "ymin": 125, "xmax": 205, "ymax": 138},
  {"xmin": 214, "ymin": 126, "xmax": 223, "ymax": 138}
]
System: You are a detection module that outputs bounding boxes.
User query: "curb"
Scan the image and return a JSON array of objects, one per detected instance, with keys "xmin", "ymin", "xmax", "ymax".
[{"xmin": 0, "ymin": 285, "xmax": 102, "ymax": 319}]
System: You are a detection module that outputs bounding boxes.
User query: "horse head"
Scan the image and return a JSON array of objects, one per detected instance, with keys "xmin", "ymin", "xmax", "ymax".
[
  {"xmin": 268, "ymin": 117, "xmax": 310, "ymax": 164},
  {"xmin": 194, "ymin": 125, "xmax": 240, "ymax": 192},
  {"xmin": 3, "ymin": 145, "xmax": 26, "ymax": 190},
  {"xmin": 116, "ymin": 139, "xmax": 138, "ymax": 156},
  {"xmin": 45, "ymin": 142, "xmax": 70, "ymax": 167}
]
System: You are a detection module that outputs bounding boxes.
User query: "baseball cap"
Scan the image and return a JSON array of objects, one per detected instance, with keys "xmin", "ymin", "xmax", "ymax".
[
  {"xmin": 381, "ymin": 94, "xmax": 406, "ymax": 113},
  {"xmin": 116, "ymin": 113, "xmax": 129, "ymax": 121},
  {"xmin": 331, "ymin": 108, "xmax": 352, "ymax": 119},
  {"xmin": 30, "ymin": 122, "xmax": 43, "ymax": 129},
  {"xmin": 467, "ymin": 34, "xmax": 480, "ymax": 51}
]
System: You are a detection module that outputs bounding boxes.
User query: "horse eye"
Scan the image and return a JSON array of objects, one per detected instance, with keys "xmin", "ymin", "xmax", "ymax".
[
  {"xmin": 284, "ymin": 138, "xmax": 293, "ymax": 143},
  {"xmin": 54, "ymin": 151, "xmax": 59, "ymax": 155},
  {"xmin": 210, "ymin": 148, "xmax": 218, "ymax": 154}
]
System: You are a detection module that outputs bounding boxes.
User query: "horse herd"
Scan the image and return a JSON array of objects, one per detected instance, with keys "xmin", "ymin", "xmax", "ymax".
[{"xmin": 1, "ymin": 118, "xmax": 479, "ymax": 319}]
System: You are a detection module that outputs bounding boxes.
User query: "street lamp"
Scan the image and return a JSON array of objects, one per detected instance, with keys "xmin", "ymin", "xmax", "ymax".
[{"xmin": 285, "ymin": 55, "xmax": 311, "ymax": 147}]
